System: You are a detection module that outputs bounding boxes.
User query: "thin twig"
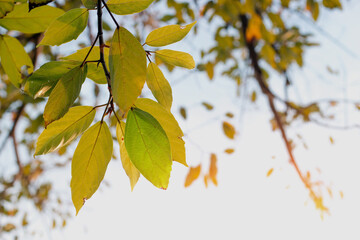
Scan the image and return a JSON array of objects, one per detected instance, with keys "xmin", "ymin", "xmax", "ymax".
[
  {"xmin": 101, "ymin": 0, "xmax": 120, "ymax": 29},
  {"xmin": 81, "ymin": 34, "xmax": 99, "ymax": 67}
]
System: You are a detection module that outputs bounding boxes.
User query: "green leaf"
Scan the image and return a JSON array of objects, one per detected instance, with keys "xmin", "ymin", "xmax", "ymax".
[
  {"xmin": 0, "ymin": 3, "xmax": 64, "ymax": 33},
  {"xmin": 71, "ymin": 121, "xmax": 113, "ymax": 214},
  {"xmin": 107, "ymin": 0, "xmax": 154, "ymax": 15},
  {"xmin": 155, "ymin": 49, "xmax": 195, "ymax": 69},
  {"xmin": 125, "ymin": 108, "xmax": 172, "ymax": 189},
  {"xmin": 62, "ymin": 46, "xmax": 109, "ymax": 84},
  {"xmin": 81, "ymin": 0, "xmax": 96, "ymax": 9},
  {"xmin": 109, "ymin": 27, "xmax": 146, "ymax": 114},
  {"xmin": 24, "ymin": 61, "xmax": 80, "ymax": 98},
  {"xmin": 146, "ymin": 62, "xmax": 172, "ymax": 111},
  {"xmin": 0, "ymin": 0, "xmax": 14, "ymax": 18},
  {"xmin": 0, "ymin": 35, "xmax": 33, "ymax": 88},
  {"xmin": 135, "ymin": 98, "xmax": 187, "ymax": 166},
  {"xmin": 116, "ymin": 121, "xmax": 140, "ymax": 191},
  {"xmin": 39, "ymin": 8, "xmax": 89, "ymax": 46},
  {"xmin": 43, "ymin": 64, "xmax": 87, "ymax": 126},
  {"xmin": 35, "ymin": 106, "xmax": 95, "ymax": 155},
  {"xmin": 145, "ymin": 21, "xmax": 196, "ymax": 47}
]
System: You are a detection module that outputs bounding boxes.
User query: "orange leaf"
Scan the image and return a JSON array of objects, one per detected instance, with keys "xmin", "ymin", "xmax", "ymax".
[
  {"xmin": 224, "ymin": 148, "xmax": 234, "ymax": 154},
  {"xmin": 204, "ymin": 174, "xmax": 209, "ymax": 188},
  {"xmin": 184, "ymin": 165, "xmax": 201, "ymax": 187},
  {"xmin": 223, "ymin": 121, "xmax": 235, "ymax": 139},
  {"xmin": 209, "ymin": 153, "xmax": 218, "ymax": 186},
  {"xmin": 246, "ymin": 15, "xmax": 262, "ymax": 42},
  {"xmin": 266, "ymin": 168, "xmax": 274, "ymax": 177}
]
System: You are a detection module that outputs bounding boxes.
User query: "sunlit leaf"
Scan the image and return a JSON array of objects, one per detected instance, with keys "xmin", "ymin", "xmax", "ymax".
[
  {"xmin": 24, "ymin": 61, "xmax": 80, "ymax": 98},
  {"xmin": 125, "ymin": 108, "xmax": 172, "ymax": 189},
  {"xmin": 145, "ymin": 21, "xmax": 196, "ymax": 47},
  {"xmin": 246, "ymin": 14, "xmax": 262, "ymax": 41},
  {"xmin": 35, "ymin": 106, "xmax": 95, "ymax": 155},
  {"xmin": 0, "ymin": 3, "xmax": 64, "ymax": 33},
  {"xmin": 107, "ymin": 0, "xmax": 154, "ymax": 15},
  {"xmin": 0, "ymin": 0, "xmax": 13, "ymax": 18},
  {"xmin": 266, "ymin": 168, "xmax": 274, "ymax": 177},
  {"xmin": 209, "ymin": 153, "xmax": 218, "ymax": 186},
  {"xmin": 222, "ymin": 121, "xmax": 235, "ymax": 139},
  {"xmin": 116, "ymin": 121, "xmax": 140, "ymax": 191},
  {"xmin": 155, "ymin": 49, "xmax": 195, "ymax": 69},
  {"xmin": 71, "ymin": 121, "xmax": 113, "ymax": 214},
  {"xmin": 43, "ymin": 65, "xmax": 87, "ymax": 126},
  {"xmin": 135, "ymin": 98, "xmax": 187, "ymax": 166},
  {"xmin": 0, "ymin": 35, "xmax": 33, "ymax": 87},
  {"xmin": 109, "ymin": 27, "xmax": 146, "ymax": 114},
  {"xmin": 146, "ymin": 62, "xmax": 172, "ymax": 111},
  {"xmin": 184, "ymin": 165, "xmax": 201, "ymax": 187},
  {"xmin": 39, "ymin": 8, "xmax": 89, "ymax": 46},
  {"xmin": 62, "ymin": 46, "xmax": 110, "ymax": 84},
  {"xmin": 224, "ymin": 148, "xmax": 234, "ymax": 154}
]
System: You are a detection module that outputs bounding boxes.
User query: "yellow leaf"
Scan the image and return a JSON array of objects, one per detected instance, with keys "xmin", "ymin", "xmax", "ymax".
[
  {"xmin": 107, "ymin": 0, "xmax": 154, "ymax": 15},
  {"xmin": 116, "ymin": 121, "xmax": 140, "ymax": 191},
  {"xmin": 222, "ymin": 121, "xmax": 235, "ymax": 139},
  {"xmin": 204, "ymin": 174, "xmax": 209, "ymax": 188},
  {"xmin": 184, "ymin": 164, "xmax": 201, "ymax": 187},
  {"xmin": 180, "ymin": 107, "xmax": 187, "ymax": 119},
  {"xmin": 266, "ymin": 168, "xmax": 274, "ymax": 177},
  {"xmin": 135, "ymin": 98, "xmax": 187, "ymax": 166},
  {"xmin": 251, "ymin": 91, "xmax": 257, "ymax": 102},
  {"xmin": 329, "ymin": 136, "xmax": 334, "ymax": 144},
  {"xmin": 225, "ymin": 112, "xmax": 234, "ymax": 118},
  {"xmin": 155, "ymin": 49, "xmax": 195, "ymax": 69},
  {"xmin": 209, "ymin": 153, "xmax": 218, "ymax": 186},
  {"xmin": 205, "ymin": 61, "xmax": 214, "ymax": 80},
  {"xmin": 202, "ymin": 102, "xmax": 214, "ymax": 110},
  {"xmin": 109, "ymin": 27, "xmax": 147, "ymax": 114},
  {"xmin": 224, "ymin": 148, "xmax": 234, "ymax": 154},
  {"xmin": 146, "ymin": 62, "xmax": 172, "ymax": 111},
  {"xmin": 145, "ymin": 21, "xmax": 196, "ymax": 47},
  {"xmin": 246, "ymin": 14, "xmax": 262, "ymax": 42}
]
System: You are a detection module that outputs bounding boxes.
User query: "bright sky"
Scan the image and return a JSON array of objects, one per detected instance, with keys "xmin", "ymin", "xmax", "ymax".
[{"xmin": 3, "ymin": 1, "xmax": 360, "ymax": 240}]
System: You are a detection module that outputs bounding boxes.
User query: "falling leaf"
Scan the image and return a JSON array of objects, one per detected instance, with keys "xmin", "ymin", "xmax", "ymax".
[
  {"xmin": 184, "ymin": 165, "xmax": 201, "ymax": 187},
  {"xmin": 225, "ymin": 112, "xmax": 234, "ymax": 118},
  {"xmin": 224, "ymin": 148, "xmax": 234, "ymax": 154},
  {"xmin": 202, "ymin": 102, "xmax": 214, "ymax": 110},
  {"xmin": 329, "ymin": 136, "xmax": 334, "ymax": 144},
  {"xmin": 180, "ymin": 107, "xmax": 187, "ymax": 119},
  {"xmin": 222, "ymin": 121, "xmax": 235, "ymax": 139},
  {"xmin": 209, "ymin": 153, "xmax": 218, "ymax": 186},
  {"xmin": 266, "ymin": 168, "xmax": 274, "ymax": 177}
]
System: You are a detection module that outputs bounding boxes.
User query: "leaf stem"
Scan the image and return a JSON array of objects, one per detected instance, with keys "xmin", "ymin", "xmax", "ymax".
[
  {"xmin": 81, "ymin": 34, "xmax": 99, "ymax": 67},
  {"xmin": 101, "ymin": 0, "xmax": 120, "ymax": 29}
]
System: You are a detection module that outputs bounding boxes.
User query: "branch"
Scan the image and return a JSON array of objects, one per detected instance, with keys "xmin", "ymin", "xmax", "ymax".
[{"xmin": 239, "ymin": 14, "xmax": 317, "ymax": 199}]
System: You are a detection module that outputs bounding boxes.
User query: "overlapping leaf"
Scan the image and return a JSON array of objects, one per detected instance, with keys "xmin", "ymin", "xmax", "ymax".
[
  {"xmin": 39, "ymin": 8, "xmax": 89, "ymax": 46},
  {"xmin": 135, "ymin": 98, "xmax": 187, "ymax": 166},
  {"xmin": 71, "ymin": 121, "xmax": 113, "ymax": 214},
  {"xmin": 125, "ymin": 108, "xmax": 172, "ymax": 189},
  {"xmin": 107, "ymin": 0, "xmax": 154, "ymax": 15},
  {"xmin": 116, "ymin": 121, "xmax": 140, "ymax": 191},
  {"xmin": 145, "ymin": 21, "xmax": 196, "ymax": 47},
  {"xmin": 62, "ymin": 46, "xmax": 109, "ymax": 84},
  {"xmin": 0, "ymin": 35, "xmax": 33, "ymax": 88},
  {"xmin": 109, "ymin": 27, "xmax": 146, "ymax": 114},
  {"xmin": 35, "ymin": 106, "xmax": 95, "ymax": 155},
  {"xmin": 24, "ymin": 61, "xmax": 80, "ymax": 98},
  {"xmin": 0, "ymin": 0, "xmax": 13, "ymax": 18},
  {"xmin": 155, "ymin": 49, "xmax": 195, "ymax": 69},
  {"xmin": 146, "ymin": 62, "xmax": 172, "ymax": 111},
  {"xmin": 43, "ymin": 65, "xmax": 87, "ymax": 126},
  {"xmin": 0, "ymin": 3, "xmax": 64, "ymax": 33}
]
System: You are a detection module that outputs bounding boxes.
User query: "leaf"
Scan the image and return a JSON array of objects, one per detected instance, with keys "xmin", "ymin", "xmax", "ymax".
[
  {"xmin": 39, "ymin": 8, "xmax": 89, "ymax": 46},
  {"xmin": 0, "ymin": 0, "xmax": 14, "ymax": 18},
  {"xmin": 146, "ymin": 62, "xmax": 172, "ymax": 111},
  {"xmin": 184, "ymin": 165, "xmax": 201, "ymax": 187},
  {"xmin": 35, "ymin": 106, "xmax": 95, "ymax": 156},
  {"xmin": 0, "ymin": 4, "xmax": 64, "ymax": 33},
  {"xmin": 222, "ymin": 121, "xmax": 235, "ymax": 139},
  {"xmin": 145, "ymin": 21, "xmax": 196, "ymax": 47},
  {"xmin": 205, "ymin": 61, "xmax": 214, "ymax": 80},
  {"xmin": 0, "ymin": 35, "xmax": 33, "ymax": 88},
  {"xmin": 82, "ymin": 0, "xmax": 97, "ymax": 9},
  {"xmin": 266, "ymin": 168, "xmax": 274, "ymax": 177},
  {"xmin": 180, "ymin": 107, "xmax": 187, "ymax": 119},
  {"xmin": 71, "ymin": 121, "xmax": 113, "ymax": 214},
  {"xmin": 107, "ymin": 0, "xmax": 154, "ymax": 15},
  {"xmin": 29, "ymin": 0, "xmax": 54, "ymax": 11},
  {"xmin": 224, "ymin": 148, "xmax": 234, "ymax": 154},
  {"xmin": 155, "ymin": 49, "xmax": 195, "ymax": 69},
  {"xmin": 201, "ymin": 102, "xmax": 213, "ymax": 110},
  {"xmin": 24, "ymin": 61, "xmax": 79, "ymax": 98},
  {"xmin": 125, "ymin": 108, "xmax": 172, "ymax": 189},
  {"xmin": 209, "ymin": 153, "xmax": 218, "ymax": 186},
  {"xmin": 109, "ymin": 27, "xmax": 146, "ymax": 114},
  {"xmin": 251, "ymin": 91, "xmax": 257, "ymax": 102},
  {"xmin": 246, "ymin": 14, "xmax": 262, "ymax": 41},
  {"xmin": 135, "ymin": 98, "xmax": 187, "ymax": 166},
  {"xmin": 43, "ymin": 65, "xmax": 87, "ymax": 126},
  {"xmin": 225, "ymin": 112, "xmax": 234, "ymax": 118},
  {"xmin": 62, "ymin": 46, "xmax": 110, "ymax": 84},
  {"xmin": 116, "ymin": 121, "xmax": 140, "ymax": 191},
  {"xmin": 323, "ymin": 0, "xmax": 342, "ymax": 9}
]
